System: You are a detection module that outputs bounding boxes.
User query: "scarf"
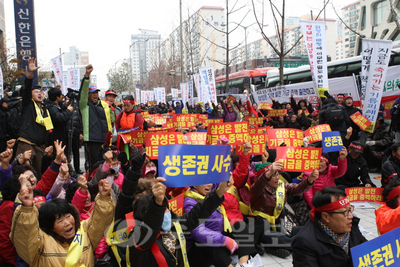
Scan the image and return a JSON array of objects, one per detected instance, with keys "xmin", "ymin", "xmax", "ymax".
[
  {"xmin": 32, "ymin": 99, "xmax": 53, "ymax": 131},
  {"xmin": 318, "ymin": 220, "xmax": 350, "ymax": 254}
]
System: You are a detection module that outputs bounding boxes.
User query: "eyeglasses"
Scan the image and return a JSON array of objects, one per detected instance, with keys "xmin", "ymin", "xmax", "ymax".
[{"xmin": 329, "ymin": 206, "xmax": 355, "ymax": 217}]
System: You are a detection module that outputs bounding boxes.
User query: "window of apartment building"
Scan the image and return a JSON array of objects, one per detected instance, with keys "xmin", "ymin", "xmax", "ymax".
[
  {"xmin": 374, "ymin": 0, "xmax": 388, "ymax": 26},
  {"xmin": 360, "ymin": 6, "xmax": 366, "ymax": 30}
]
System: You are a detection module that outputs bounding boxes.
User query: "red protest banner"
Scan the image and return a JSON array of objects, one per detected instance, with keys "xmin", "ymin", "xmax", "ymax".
[
  {"xmin": 298, "ymin": 109, "xmax": 310, "ymax": 116},
  {"xmin": 257, "ymin": 126, "xmax": 270, "ymax": 133},
  {"xmin": 206, "ymin": 122, "xmax": 249, "ymax": 145},
  {"xmin": 237, "ymin": 133, "xmax": 268, "ymax": 155},
  {"xmin": 304, "ymin": 124, "xmax": 332, "ymax": 144},
  {"xmin": 267, "ymin": 128, "xmax": 304, "ymax": 149},
  {"xmin": 145, "ymin": 132, "xmax": 187, "ymax": 159},
  {"xmin": 166, "ymin": 115, "xmax": 196, "ymax": 129},
  {"xmin": 168, "ymin": 193, "xmax": 185, "ymax": 216},
  {"xmin": 276, "ymin": 147, "xmax": 322, "ymax": 172},
  {"xmin": 149, "ymin": 101, "xmax": 157, "ymax": 105},
  {"xmin": 197, "ymin": 114, "xmax": 208, "ymax": 123},
  {"xmin": 249, "ymin": 126, "xmax": 258, "ymax": 134},
  {"xmin": 202, "ymin": 119, "xmax": 223, "ymax": 127},
  {"xmin": 227, "ymin": 95, "xmax": 237, "ymax": 102},
  {"xmin": 131, "ymin": 129, "xmax": 169, "ymax": 145},
  {"xmin": 345, "ymin": 187, "xmax": 384, "ymax": 204},
  {"xmin": 268, "ymin": 109, "xmax": 287, "ymax": 117},
  {"xmin": 350, "ymin": 111, "xmax": 372, "ymax": 131},
  {"xmin": 141, "ymin": 111, "xmax": 150, "ymax": 118},
  {"xmin": 185, "ymin": 132, "xmax": 207, "ymax": 145},
  {"xmin": 248, "ymin": 117, "xmax": 264, "ymax": 126},
  {"xmin": 259, "ymin": 102, "xmax": 273, "ymax": 110}
]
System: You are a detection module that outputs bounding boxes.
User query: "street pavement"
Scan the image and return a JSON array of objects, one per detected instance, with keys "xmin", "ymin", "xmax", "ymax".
[{"xmin": 75, "ymin": 150, "xmax": 383, "ymax": 267}]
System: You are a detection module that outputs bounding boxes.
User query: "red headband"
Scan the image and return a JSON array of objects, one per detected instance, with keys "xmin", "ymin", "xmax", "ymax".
[
  {"xmin": 349, "ymin": 143, "xmax": 364, "ymax": 151},
  {"xmin": 387, "ymin": 185, "xmax": 400, "ymax": 201},
  {"xmin": 310, "ymin": 197, "xmax": 350, "ymax": 221},
  {"xmin": 123, "ymin": 99, "xmax": 135, "ymax": 104},
  {"xmin": 33, "ymin": 196, "xmax": 46, "ymax": 203},
  {"xmin": 321, "ymin": 156, "xmax": 329, "ymax": 163}
]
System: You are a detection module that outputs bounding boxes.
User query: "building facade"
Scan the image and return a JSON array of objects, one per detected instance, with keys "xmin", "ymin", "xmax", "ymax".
[
  {"xmin": 63, "ymin": 46, "xmax": 89, "ymax": 66},
  {"xmin": 336, "ymin": 1, "xmax": 360, "ymax": 59}
]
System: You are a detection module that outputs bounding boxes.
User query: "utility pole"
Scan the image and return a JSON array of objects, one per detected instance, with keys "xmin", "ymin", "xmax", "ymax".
[
  {"xmin": 180, "ymin": 0, "xmax": 184, "ymax": 83},
  {"xmin": 225, "ymin": 0, "xmax": 229, "ymax": 94}
]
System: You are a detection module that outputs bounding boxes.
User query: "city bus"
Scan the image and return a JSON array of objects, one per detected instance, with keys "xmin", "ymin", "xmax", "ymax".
[{"xmin": 215, "ymin": 67, "xmax": 277, "ymax": 95}]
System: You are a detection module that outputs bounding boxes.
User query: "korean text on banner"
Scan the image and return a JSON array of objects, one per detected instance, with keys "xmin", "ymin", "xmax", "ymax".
[
  {"xmin": 227, "ymin": 95, "xmax": 236, "ymax": 102},
  {"xmin": 141, "ymin": 91, "xmax": 147, "ymax": 104},
  {"xmin": 322, "ymin": 131, "xmax": 343, "ymax": 153},
  {"xmin": 300, "ymin": 20, "xmax": 329, "ymax": 91},
  {"xmin": 361, "ymin": 39, "xmax": 393, "ymax": 133},
  {"xmin": 259, "ymin": 102, "xmax": 273, "ymax": 110},
  {"xmin": 276, "ymin": 147, "xmax": 322, "ymax": 172},
  {"xmin": 67, "ymin": 68, "xmax": 80, "ymax": 90},
  {"xmin": 206, "ymin": 122, "xmax": 249, "ymax": 145},
  {"xmin": 185, "ymin": 132, "xmax": 207, "ymax": 145},
  {"xmin": 159, "ymin": 145, "xmax": 231, "ymax": 187},
  {"xmin": 202, "ymin": 119, "xmax": 223, "ymax": 127},
  {"xmin": 345, "ymin": 187, "xmax": 384, "ymax": 204},
  {"xmin": 248, "ymin": 117, "xmax": 264, "ymax": 125},
  {"xmin": 267, "ymin": 128, "xmax": 304, "ymax": 149},
  {"xmin": 180, "ymin": 83, "xmax": 189, "ymax": 106},
  {"xmin": 199, "ymin": 66, "xmax": 217, "ymax": 103},
  {"xmin": 168, "ymin": 193, "xmax": 185, "ymax": 216},
  {"xmin": 351, "ymin": 225, "xmax": 399, "ymax": 267},
  {"xmin": 160, "ymin": 87, "xmax": 166, "ymax": 103},
  {"xmin": 237, "ymin": 134, "xmax": 268, "ymax": 155},
  {"xmin": 171, "ymin": 88, "xmax": 179, "ymax": 101},
  {"xmin": 188, "ymin": 80, "xmax": 194, "ymax": 105},
  {"xmin": 268, "ymin": 109, "xmax": 287, "ymax": 117},
  {"xmin": 136, "ymin": 88, "xmax": 141, "ymax": 104},
  {"xmin": 350, "ymin": 111, "xmax": 372, "ymax": 131},
  {"xmin": 50, "ymin": 55, "xmax": 65, "ymax": 94},
  {"xmin": 145, "ymin": 132, "xmax": 186, "ymax": 159},
  {"xmin": 193, "ymin": 74, "xmax": 202, "ymax": 103},
  {"xmin": 304, "ymin": 124, "xmax": 332, "ymax": 144}
]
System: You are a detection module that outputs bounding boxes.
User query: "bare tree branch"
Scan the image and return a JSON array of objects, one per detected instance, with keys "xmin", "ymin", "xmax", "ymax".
[
  {"xmin": 332, "ymin": 2, "xmax": 365, "ymax": 38},
  {"xmin": 389, "ymin": 0, "xmax": 400, "ymax": 30}
]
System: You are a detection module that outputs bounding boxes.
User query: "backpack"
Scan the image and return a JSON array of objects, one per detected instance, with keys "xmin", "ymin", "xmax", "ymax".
[
  {"xmin": 6, "ymin": 98, "xmax": 22, "ymax": 139},
  {"xmin": 325, "ymin": 104, "xmax": 344, "ymax": 127}
]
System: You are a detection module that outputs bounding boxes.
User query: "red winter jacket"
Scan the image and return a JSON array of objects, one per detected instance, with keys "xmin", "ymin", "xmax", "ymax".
[
  {"xmin": 222, "ymin": 152, "xmax": 250, "ymax": 224},
  {"xmin": 0, "ymin": 201, "xmax": 16, "ymax": 265},
  {"xmin": 375, "ymin": 204, "xmax": 400, "ymax": 235},
  {"xmin": 35, "ymin": 162, "xmax": 60, "ymax": 195}
]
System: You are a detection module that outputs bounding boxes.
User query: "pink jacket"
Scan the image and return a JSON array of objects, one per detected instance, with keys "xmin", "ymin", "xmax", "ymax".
[{"xmin": 302, "ymin": 158, "xmax": 347, "ymax": 209}]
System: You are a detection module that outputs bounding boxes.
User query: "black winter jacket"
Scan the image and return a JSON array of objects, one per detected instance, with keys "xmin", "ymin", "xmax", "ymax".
[
  {"xmin": 319, "ymin": 103, "xmax": 351, "ymax": 133},
  {"xmin": 381, "ymin": 155, "xmax": 400, "ymax": 187},
  {"xmin": 335, "ymin": 154, "xmax": 375, "ymax": 187},
  {"xmin": 46, "ymin": 100, "xmax": 72, "ymax": 146},
  {"xmin": 292, "ymin": 217, "xmax": 367, "ymax": 267}
]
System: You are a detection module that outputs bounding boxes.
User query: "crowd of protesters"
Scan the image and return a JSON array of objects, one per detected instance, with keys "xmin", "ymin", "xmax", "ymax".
[{"xmin": 0, "ymin": 58, "xmax": 400, "ymax": 267}]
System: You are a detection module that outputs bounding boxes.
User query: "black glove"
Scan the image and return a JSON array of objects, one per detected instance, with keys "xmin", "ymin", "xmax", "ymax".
[
  {"xmin": 130, "ymin": 153, "xmax": 146, "ymax": 172},
  {"xmin": 118, "ymin": 151, "xmax": 128, "ymax": 166}
]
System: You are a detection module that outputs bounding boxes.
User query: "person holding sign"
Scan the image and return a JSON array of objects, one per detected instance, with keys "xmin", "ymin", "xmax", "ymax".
[
  {"xmin": 250, "ymin": 161, "xmax": 319, "ymax": 258},
  {"xmin": 375, "ymin": 180, "xmax": 400, "ymax": 235},
  {"xmin": 292, "ymin": 187, "xmax": 367, "ymax": 267},
  {"xmin": 10, "ymin": 173, "xmax": 115, "ymax": 267},
  {"xmin": 128, "ymin": 175, "xmax": 233, "ymax": 267},
  {"xmin": 303, "ymin": 149, "xmax": 348, "ymax": 209}
]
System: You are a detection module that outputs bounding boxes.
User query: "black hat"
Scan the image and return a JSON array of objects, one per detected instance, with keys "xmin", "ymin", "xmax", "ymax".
[
  {"xmin": 0, "ymin": 97, "xmax": 10, "ymax": 104},
  {"xmin": 349, "ymin": 140, "xmax": 364, "ymax": 153}
]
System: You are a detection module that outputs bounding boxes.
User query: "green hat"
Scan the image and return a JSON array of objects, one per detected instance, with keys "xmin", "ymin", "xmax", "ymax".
[{"xmin": 254, "ymin": 162, "xmax": 272, "ymax": 172}]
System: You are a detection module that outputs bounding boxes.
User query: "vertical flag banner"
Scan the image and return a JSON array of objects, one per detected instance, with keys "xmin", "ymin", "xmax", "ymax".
[
  {"xmin": 14, "ymin": 0, "xmax": 38, "ymax": 85},
  {"xmin": 50, "ymin": 55, "xmax": 64, "ymax": 91},
  {"xmin": 135, "ymin": 88, "xmax": 141, "ymax": 104},
  {"xmin": 0, "ymin": 66, "xmax": 3, "ymax": 98},
  {"xmin": 322, "ymin": 131, "xmax": 343, "ymax": 153},
  {"xmin": 171, "ymin": 88, "xmax": 179, "ymax": 101},
  {"xmin": 160, "ymin": 87, "xmax": 166, "ymax": 103},
  {"xmin": 193, "ymin": 74, "xmax": 202, "ymax": 103},
  {"xmin": 180, "ymin": 83, "xmax": 189, "ymax": 106},
  {"xmin": 159, "ymin": 144, "xmax": 231, "ymax": 187},
  {"xmin": 67, "ymin": 68, "xmax": 80, "ymax": 90},
  {"xmin": 62, "ymin": 72, "xmax": 68, "ymax": 94},
  {"xmin": 141, "ymin": 90, "xmax": 147, "ymax": 104},
  {"xmin": 361, "ymin": 39, "xmax": 393, "ymax": 132},
  {"xmin": 300, "ymin": 20, "xmax": 329, "ymax": 93},
  {"xmin": 276, "ymin": 147, "xmax": 322, "ymax": 172},
  {"xmin": 199, "ymin": 66, "xmax": 217, "ymax": 103},
  {"xmin": 148, "ymin": 90, "xmax": 154, "ymax": 102},
  {"xmin": 154, "ymin": 88, "xmax": 161, "ymax": 104},
  {"xmin": 188, "ymin": 79, "xmax": 194, "ymax": 105}
]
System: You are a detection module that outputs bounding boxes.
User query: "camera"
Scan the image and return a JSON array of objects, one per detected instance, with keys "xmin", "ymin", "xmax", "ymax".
[
  {"xmin": 393, "ymin": 104, "xmax": 400, "ymax": 116},
  {"xmin": 67, "ymin": 88, "xmax": 80, "ymax": 101}
]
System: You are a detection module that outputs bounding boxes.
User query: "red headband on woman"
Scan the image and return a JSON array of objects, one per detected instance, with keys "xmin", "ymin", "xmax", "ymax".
[
  {"xmin": 123, "ymin": 99, "xmax": 135, "ymax": 104},
  {"xmin": 310, "ymin": 197, "xmax": 350, "ymax": 221},
  {"xmin": 321, "ymin": 156, "xmax": 329, "ymax": 163},
  {"xmin": 387, "ymin": 185, "xmax": 400, "ymax": 201},
  {"xmin": 33, "ymin": 196, "xmax": 46, "ymax": 203}
]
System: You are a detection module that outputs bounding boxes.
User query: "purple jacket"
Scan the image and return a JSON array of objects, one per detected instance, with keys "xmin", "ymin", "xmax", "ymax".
[
  {"xmin": 222, "ymin": 102, "xmax": 237, "ymax": 122},
  {"xmin": 184, "ymin": 192, "xmax": 226, "ymax": 251}
]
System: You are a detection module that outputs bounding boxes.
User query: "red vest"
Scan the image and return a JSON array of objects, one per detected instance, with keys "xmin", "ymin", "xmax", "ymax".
[{"xmin": 120, "ymin": 112, "xmax": 136, "ymax": 129}]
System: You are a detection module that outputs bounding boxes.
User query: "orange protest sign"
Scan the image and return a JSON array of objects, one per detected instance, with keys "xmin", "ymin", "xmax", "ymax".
[
  {"xmin": 149, "ymin": 101, "xmax": 157, "ymax": 105},
  {"xmin": 257, "ymin": 126, "xmax": 270, "ymax": 133},
  {"xmin": 166, "ymin": 115, "xmax": 196, "ymax": 129},
  {"xmin": 146, "ymin": 115, "xmax": 166, "ymax": 125},
  {"xmin": 248, "ymin": 117, "xmax": 264, "ymax": 126},
  {"xmin": 268, "ymin": 109, "xmax": 287, "ymax": 117},
  {"xmin": 185, "ymin": 132, "xmax": 207, "ymax": 145},
  {"xmin": 237, "ymin": 133, "xmax": 268, "ymax": 155},
  {"xmin": 145, "ymin": 132, "xmax": 187, "ymax": 159},
  {"xmin": 298, "ymin": 109, "xmax": 310, "ymax": 116},
  {"xmin": 227, "ymin": 95, "xmax": 237, "ymax": 102},
  {"xmin": 202, "ymin": 119, "xmax": 223, "ymax": 127},
  {"xmin": 276, "ymin": 147, "xmax": 322, "ymax": 172},
  {"xmin": 304, "ymin": 124, "xmax": 332, "ymax": 144},
  {"xmin": 350, "ymin": 111, "xmax": 372, "ymax": 131},
  {"xmin": 197, "ymin": 114, "xmax": 208, "ymax": 123},
  {"xmin": 131, "ymin": 129, "xmax": 169, "ymax": 145},
  {"xmin": 259, "ymin": 102, "xmax": 273, "ymax": 110},
  {"xmin": 206, "ymin": 122, "xmax": 249, "ymax": 145},
  {"xmin": 267, "ymin": 128, "xmax": 304, "ymax": 149},
  {"xmin": 250, "ymin": 126, "xmax": 258, "ymax": 134},
  {"xmin": 141, "ymin": 111, "xmax": 150, "ymax": 118},
  {"xmin": 168, "ymin": 193, "xmax": 185, "ymax": 216},
  {"xmin": 345, "ymin": 187, "xmax": 384, "ymax": 204}
]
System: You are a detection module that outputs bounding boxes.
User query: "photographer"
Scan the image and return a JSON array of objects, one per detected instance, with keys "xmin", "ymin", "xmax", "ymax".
[
  {"xmin": 47, "ymin": 86, "xmax": 73, "ymax": 154},
  {"xmin": 67, "ymin": 89, "xmax": 83, "ymax": 174}
]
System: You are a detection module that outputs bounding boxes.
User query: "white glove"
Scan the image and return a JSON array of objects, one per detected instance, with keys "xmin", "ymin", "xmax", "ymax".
[{"xmin": 365, "ymin": 141, "xmax": 376, "ymax": 146}]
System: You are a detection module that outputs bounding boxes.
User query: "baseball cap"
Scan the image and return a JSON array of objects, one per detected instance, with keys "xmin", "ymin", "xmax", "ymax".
[
  {"xmin": 105, "ymin": 89, "xmax": 117, "ymax": 96},
  {"xmin": 312, "ymin": 110, "xmax": 319, "ymax": 117},
  {"xmin": 89, "ymin": 85, "xmax": 100, "ymax": 93},
  {"xmin": 349, "ymin": 141, "xmax": 364, "ymax": 153},
  {"xmin": 345, "ymin": 95, "xmax": 353, "ymax": 100}
]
